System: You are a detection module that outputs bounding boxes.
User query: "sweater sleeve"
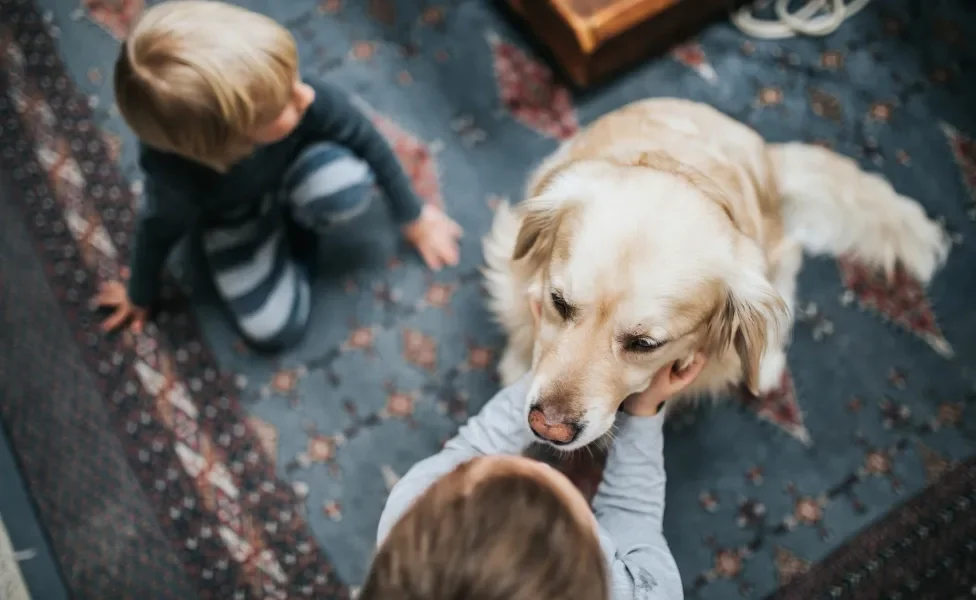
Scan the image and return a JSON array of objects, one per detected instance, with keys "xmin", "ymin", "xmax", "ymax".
[
  {"xmin": 593, "ymin": 413, "xmax": 684, "ymax": 600},
  {"xmin": 126, "ymin": 171, "xmax": 199, "ymax": 308},
  {"xmin": 303, "ymin": 80, "xmax": 423, "ymax": 225},
  {"xmin": 375, "ymin": 376, "xmax": 533, "ymax": 545}
]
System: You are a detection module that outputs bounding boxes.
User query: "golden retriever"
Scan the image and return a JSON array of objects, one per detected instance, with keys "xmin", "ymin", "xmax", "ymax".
[{"xmin": 482, "ymin": 98, "xmax": 949, "ymax": 450}]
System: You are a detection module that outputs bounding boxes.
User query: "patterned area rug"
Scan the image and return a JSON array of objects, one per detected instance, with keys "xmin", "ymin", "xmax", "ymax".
[{"xmin": 1, "ymin": 0, "xmax": 975, "ymax": 598}]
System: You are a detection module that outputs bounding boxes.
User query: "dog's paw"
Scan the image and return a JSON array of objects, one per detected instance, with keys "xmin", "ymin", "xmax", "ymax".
[{"xmin": 756, "ymin": 348, "xmax": 787, "ymax": 395}]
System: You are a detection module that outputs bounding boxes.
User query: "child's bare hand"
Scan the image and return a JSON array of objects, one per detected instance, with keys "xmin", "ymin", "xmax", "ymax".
[
  {"xmin": 94, "ymin": 280, "xmax": 149, "ymax": 334},
  {"xmin": 622, "ymin": 353, "xmax": 707, "ymax": 417},
  {"xmin": 402, "ymin": 205, "xmax": 463, "ymax": 271}
]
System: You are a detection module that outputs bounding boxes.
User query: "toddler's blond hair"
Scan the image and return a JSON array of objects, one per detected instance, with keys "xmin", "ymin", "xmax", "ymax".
[
  {"xmin": 114, "ymin": 0, "xmax": 299, "ymax": 170},
  {"xmin": 360, "ymin": 461, "xmax": 609, "ymax": 600}
]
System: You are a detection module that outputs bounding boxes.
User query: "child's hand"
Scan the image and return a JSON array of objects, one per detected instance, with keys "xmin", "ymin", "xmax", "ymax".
[
  {"xmin": 402, "ymin": 205, "xmax": 463, "ymax": 271},
  {"xmin": 94, "ymin": 280, "xmax": 149, "ymax": 334},
  {"xmin": 622, "ymin": 353, "xmax": 707, "ymax": 417}
]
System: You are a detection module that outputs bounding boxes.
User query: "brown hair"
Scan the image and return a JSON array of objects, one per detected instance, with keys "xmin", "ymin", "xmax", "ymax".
[
  {"xmin": 113, "ymin": 0, "xmax": 299, "ymax": 171},
  {"xmin": 360, "ymin": 460, "xmax": 609, "ymax": 600}
]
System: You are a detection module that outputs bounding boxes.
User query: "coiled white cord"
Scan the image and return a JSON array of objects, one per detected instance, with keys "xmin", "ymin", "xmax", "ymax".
[{"xmin": 731, "ymin": 0, "xmax": 872, "ymax": 39}]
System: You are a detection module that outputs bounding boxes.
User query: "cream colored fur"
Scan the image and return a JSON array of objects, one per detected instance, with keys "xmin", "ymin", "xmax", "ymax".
[{"xmin": 482, "ymin": 98, "xmax": 949, "ymax": 451}]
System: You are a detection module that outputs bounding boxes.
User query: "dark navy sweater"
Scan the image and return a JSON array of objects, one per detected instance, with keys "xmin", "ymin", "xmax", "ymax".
[{"xmin": 127, "ymin": 80, "xmax": 422, "ymax": 307}]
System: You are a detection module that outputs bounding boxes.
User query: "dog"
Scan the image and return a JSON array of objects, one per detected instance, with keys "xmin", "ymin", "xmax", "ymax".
[{"xmin": 482, "ymin": 98, "xmax": 949, "ymax": 451}]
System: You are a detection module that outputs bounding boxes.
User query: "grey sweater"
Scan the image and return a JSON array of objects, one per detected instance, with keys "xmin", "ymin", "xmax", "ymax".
[{"xmin": 376, "ymin": 376, "xmax": 684, "ymax": 600}]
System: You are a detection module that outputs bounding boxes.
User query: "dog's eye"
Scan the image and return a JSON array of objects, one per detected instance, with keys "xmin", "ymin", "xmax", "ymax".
[
  {"xmin": 550, "ymin": 291, "xmax": 573, "ymax": 320},
  {"xmin": 625, "ymin": 336, "xmax": 662, "ymax": 352}
]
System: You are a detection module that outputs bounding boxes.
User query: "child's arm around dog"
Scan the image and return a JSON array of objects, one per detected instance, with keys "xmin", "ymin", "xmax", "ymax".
[
  {"xmin": 374, "ymin": 356, "xmax": 705, "ymax": 599},
  {"xmin": 592, "ymin": 356, "xmax": 706, "ymax": 600}
]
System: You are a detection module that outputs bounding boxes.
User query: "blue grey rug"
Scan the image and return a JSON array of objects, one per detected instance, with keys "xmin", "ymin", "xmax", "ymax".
[{"xmin": 1, "ymin": 0, "xmax": 974, "ymax": 598}]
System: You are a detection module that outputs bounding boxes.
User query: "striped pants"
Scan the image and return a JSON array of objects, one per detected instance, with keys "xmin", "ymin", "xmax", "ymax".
[{"xmin": 201, "ymin": 143, "xmax": 374, "ymax": 351}]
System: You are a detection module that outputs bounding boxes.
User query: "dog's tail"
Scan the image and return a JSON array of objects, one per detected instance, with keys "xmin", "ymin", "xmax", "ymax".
[
  {"xmin": 769, "ymin": 142, "xmax": 949, "ymax": 284},
  {"xmin": 481, "ymin": 202, "xmax": 534, "ymax": 384}
]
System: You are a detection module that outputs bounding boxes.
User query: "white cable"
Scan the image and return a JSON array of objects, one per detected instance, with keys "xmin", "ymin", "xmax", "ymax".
[{"xmin": 731, "ymin": 0, "xmax": 872, "ymax": 39}]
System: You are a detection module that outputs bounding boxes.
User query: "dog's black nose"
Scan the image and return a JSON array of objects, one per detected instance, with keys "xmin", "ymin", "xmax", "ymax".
[{"xmin": 528, "ymin": 404, "xmax": 580, "ymax": 445}]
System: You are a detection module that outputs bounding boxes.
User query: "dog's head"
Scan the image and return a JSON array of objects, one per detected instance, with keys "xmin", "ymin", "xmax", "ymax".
[{"xmin": 515, "ymin": 157, "xmax": 788, "ymax": 450}]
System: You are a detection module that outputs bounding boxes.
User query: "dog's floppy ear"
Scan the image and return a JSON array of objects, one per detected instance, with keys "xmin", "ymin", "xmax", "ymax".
[
  {"xmin": 705, "ymin": 258, "xmax": 789, "ymax": 396},
  {"xmin": 512, "ymin": 194, "xmax": 572, "ymax": 272}
]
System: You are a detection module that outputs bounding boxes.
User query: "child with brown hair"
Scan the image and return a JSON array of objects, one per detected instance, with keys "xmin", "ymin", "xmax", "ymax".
[
  {"xmin": 96, "ymin": 0, "xmax": 462, "ymax": 349},
  {"xmin": 363, "ymin": 355, "xmax": 706, "ymax": 600}
]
